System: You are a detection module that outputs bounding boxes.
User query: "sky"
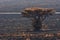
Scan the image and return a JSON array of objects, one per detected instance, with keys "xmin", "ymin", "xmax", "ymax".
[{"xmin": 0, "ymin": 0, "xmax": 59, "ymax": 12}]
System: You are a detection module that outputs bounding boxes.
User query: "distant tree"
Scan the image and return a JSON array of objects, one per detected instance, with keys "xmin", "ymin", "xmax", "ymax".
[{"xmin": 21, "ymin": 7, "xmax": 55, "ymax": 31}]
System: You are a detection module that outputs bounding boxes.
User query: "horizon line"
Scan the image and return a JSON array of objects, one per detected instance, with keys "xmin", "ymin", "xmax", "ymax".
[{"xmin": 0, "ymin": 12, "xmax": 59, "ymax": 14}]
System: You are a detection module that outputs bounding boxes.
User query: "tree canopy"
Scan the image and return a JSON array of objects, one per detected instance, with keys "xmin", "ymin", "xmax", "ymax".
[{"xmin": 21, "ymin": 7, "xmax": 56, "ymax": 17}]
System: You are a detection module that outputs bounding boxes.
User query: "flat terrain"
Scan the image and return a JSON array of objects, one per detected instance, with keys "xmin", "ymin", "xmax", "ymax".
[
  {"xmin": 0, "ymin": 12, "xmax": 60, "ymax": 34},
  {"xmin": 0, "ymin": 12, "xmax": 60, "ymax": 40}
]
